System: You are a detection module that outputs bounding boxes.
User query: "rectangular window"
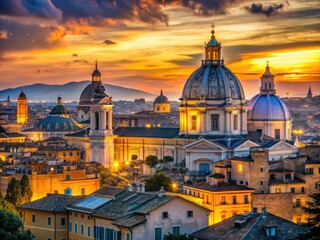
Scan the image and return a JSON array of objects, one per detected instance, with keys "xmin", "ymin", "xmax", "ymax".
[
  {"xmin": 260, "ymin": 180, "xmax": 264, "ymax": 186},
  {"xmin": 211, "ymin": 114, "xmax": 219, "ymax": 131},
  {"xmin": 270, "ymin": 174, "xmax": 275, "ymax": 180},
  {"xmin": 291, "ymin": 187, "xmax": 295, "ymax": 193},
  {"xmin": 275, "ymin": 129, "xmax": 280, "ymax": 139},
  {"xmin": 240, "ymin": 181, "xmax": 243, "ymax": 184},
  {"xmin": 261, "ymin": 189, "xmax": 265, "ymax": 194},
  {"xmin": 60, "ymin": 217, "xmax": 66, "ymax": 226},
  {"xmin": 187, "ymin": 211, "xmax": 193, "ymax": 218},
  {"xmin": 233, "ymin": 115, "xmax": 238, "ymax": 130},
  {"xmin": 87, "ymin": 226, "xmax": 91, "ymax": 237},
  {"xmin": 172, "ymin": 226, "xmax": 180, "ymax": 236},
  {"xmin": 233, "ymin": 196, "xmax": 237, "ymax": 204},
  {"xmin": 257, "ymin": 129, "xmax": 262, "ymax": 133},
  {"xmin": 81, "ymin": 224, "xmax": 84, "ymax": 235},
  {"xmin": 191, "ymin": 116, "xmax": 197, "ymax": 131},
  {"xmin": 48, "ymin": 238, "xmax": 51, "ymax": 240},
  {"xmin": 126, "ymin": 232, "xmax": 131, "ymax": 240},
  {"xmin": 81, "ymin": 188, "xmax": 86, "ymax": 195},
  {"xmin": 99, "ymin": 226, "xmax": 104, "ymax": 240},
  {"xmin": 155, "ymin": 227, "xmax": 162, "ymax": 240},
  {"xmin": 244, "ymin": 195, "xmax": 249, "ymax": 204},
  {"xmin": 32, "ymin": 214, "xmax": 36, "ymax": 223},
  {"xmin": 48, "ymin": 216, "xmax": 51, "ymax": 226},
  {"xmin": 318, "ymin": 167, "xmax": 320, "ymax": 174},
  {"xmin": 162, "ymin": 212, "xmax": 168, "ymax": 219},
  {"xmin": 297, "ymin": 218, "xmax": 301, "ymax": 224},
  {"xmin": 296, "ymin": 198, "xmax": 301, "ymax": 207},
  {"xmin": 221, "ymin": 196, "xmax": 226, "ymax": 205},
  {"xmin": 69, "ymin": 221, "xmax": 72, "ymax": 232},
  {"xmin": 260, "ymin": 167, "xmax": 264, "ymax": 172},
  {"xmin": 74, "ymin": 223, "xmax": 78, "ymax": 234},
  {"xmin": 66, "ymin": 174, "xmax": 70, "ymax": 180},
  {"xmin": 301, "ymin": 187, "xmax": 305, "ymax": 193},
  {"xmin": 276, "ymin": 188, "xmax": 281, "ymax": 193}
]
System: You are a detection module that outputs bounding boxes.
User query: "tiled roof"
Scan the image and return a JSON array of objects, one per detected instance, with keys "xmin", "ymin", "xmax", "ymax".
[
  {"xmin": 269, "ymin": 168, "xmax": 294, "ymax": 173},
  {"xmin": 113, "ymin": 127, "xmax": 180, "ymax": 138},
  {"xmin": 184, "ymin": 183, "xmax": 254, "ymax": 192},
  {"xmin": 229, "ymin": 156, "xmax": 253, "ymax": 162},
  {"xmin": 112, "ymin": 214, "xmax": 146, "ymax": 228},
  {"xmin": 0, "ymin": 132, "xmax": 26, "ymax": 138},
  {"xmin": 92, "ymin": 186, "xmax": 125, "ymax": 197},
  {"xmin": 19, "ymin": 194, "xmax": 85, "ymax": 212},
  {"xmin": 65, "ymin": 129, "xmax": 88, "ymax": 137},
  {"xmin": 190, "ymin": 212, "xmax": 309, "ymax": 240}
]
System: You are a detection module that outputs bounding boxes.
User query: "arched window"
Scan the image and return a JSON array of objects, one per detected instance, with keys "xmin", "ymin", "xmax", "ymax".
[
  {"xmin": 106, "ymin": 111, "xmax": 109, "ymax": 130},
  {"xmin": 269, "ymin": 82, "xmax": 271, "ymax": 89},
  {"xmin": 207, "ymin": 50, "xmax": 211, "ymax": 60},
  {"xmin": 95, "ymin": 111, "xmax": 99, "ymax": 130}
]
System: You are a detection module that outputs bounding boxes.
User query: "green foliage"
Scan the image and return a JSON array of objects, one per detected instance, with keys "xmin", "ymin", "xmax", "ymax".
[
  {"xmin": 163, "ymin": 233, "xmax": 192, "ymax": 240},
  {"xmin": 145, "ymin": 155, "xmax": 158, "ymax": 167},
  {"xmin": 98, "ymin": 166, "xmax": 130, "ymax": 187},
  {"xmin": 20, "ymin": 175, "xmax": 32, "ymax": 204},
  {"xmin": 0, "ymin": 209, "xmax": 33, "ymax": 240},
  {"xmin": 163, "ymin": 156, "xmax": 174, "ymax": 163},
  {"xmin": 145, "ymin": 172, "xmax": 172, "ymax": 191},
  {"xmin": 5, "ymin": 177, "xmax": 22, "ymax": 207},
  {"xmin": 303, "ymin": 193, "xmax": 320, "ymax": 227},
  {"xmin": 0, "ymin": 196, "xmax": 19, "ymax": 215}
]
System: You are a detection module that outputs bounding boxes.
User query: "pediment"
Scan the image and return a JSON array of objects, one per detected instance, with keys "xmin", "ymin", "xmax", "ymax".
[
  {"xmin": 269, "ymin": 141, "xmax": 296, "ymax": 151},
  {"xmin": 184, "ymin": 139, "xmax": 225, "ymax": 151},
  {"xmin": 235, "ymin": 140, "xmax": 259, "ymax": 151}
]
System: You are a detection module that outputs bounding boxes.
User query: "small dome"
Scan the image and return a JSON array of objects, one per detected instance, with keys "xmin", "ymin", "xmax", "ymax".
[
  {"xmin": 154, "ymin": 90, "xmax": 169, "ymax": 104},
  {"xmin": 18, "ymin": 91, "xmax": 27, "ymax": 100},
  {"xmin": 34, "ymin": 116, "xmax": 81, "ymax": 132},
  {"xmin": 181, "ymin": 63, "xmax": 245, "ymax": 100},
  {"xmin": 207, "ymin": 30, "xmax": 221, "ymax": 47},
  {"xmin": 50, "ymin": 97, "xmax": 69, "ymax": 115},
  {"xmin": 247, "ymin": 94, "xmax": 291, "ymax": 121}
]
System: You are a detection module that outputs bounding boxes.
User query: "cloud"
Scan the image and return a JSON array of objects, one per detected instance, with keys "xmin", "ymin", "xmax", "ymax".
[
  {"xmin": 0, "ymin": 0, "xmax": 62, "ymax": 19},
  {"xmin": 0, "ymin": 30, "xmax": 8, "ymax": 39},
  {"xmin": 159, "ymin": 0, "xmax": 245, "ymax": 15},
  {"xmin": 103, "ymin": 39, "xmax": 117, "ymax": 45},
  {"xmin": 168, "ymin": 53, "xmax": 202, "ymax": 66},
  {"xmin": 72, "ymin": 54, "xmax": 78, "ymax": 57},
  {"xmin": 245, "ymin": 3, "xmax": 284, "ymax": 17},
  {"xmin": 72, "ymin": 59, "xmax": 89, "ymax": 64}
]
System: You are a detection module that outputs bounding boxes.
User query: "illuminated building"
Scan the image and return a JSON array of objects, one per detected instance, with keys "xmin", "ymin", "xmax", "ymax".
[
  {"xmin": 17, "ymin": 91, "xmax": 28, "ymax": 125},
  {"xmin": 153, "ymin": 90, "xmax": 171, "ymax": 113}
]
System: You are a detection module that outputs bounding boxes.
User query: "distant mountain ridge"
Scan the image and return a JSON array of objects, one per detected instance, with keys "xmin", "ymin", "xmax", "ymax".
[{"xmin": 0, "ymin": 81, "xmax": 156, "ymax": 102}]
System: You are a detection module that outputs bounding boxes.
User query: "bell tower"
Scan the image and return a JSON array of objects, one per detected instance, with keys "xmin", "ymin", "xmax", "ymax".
[
  {"xmin": 88, "ymin": 79, "xmax": 116, "ymax": 167},
  {"xmin": 17, "ymin": 91, "xmax": 28, "ymax": 125}
]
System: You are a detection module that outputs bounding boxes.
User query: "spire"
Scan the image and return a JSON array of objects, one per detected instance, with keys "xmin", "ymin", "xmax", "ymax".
[
  {"xmin": 307, "ymin": 86, "xmax": 313, "ymax": 98},
  {"xmin": 92, "ymin": 61, "xmax": 101, "ymax": 82},
  {"xmin": 160, "ymin": 89, "xmax": 163, "ymax": 96},
  {"xmin": 260, "ymin": 63, "xmax": 276, "ymax": 95},
  {"xmin": 95, "ymin": 60, "xmax": 98, "ymax": 69},
  {"xmin": 57, "ymin": 96, "xmax": 62, "ymax": 105}
]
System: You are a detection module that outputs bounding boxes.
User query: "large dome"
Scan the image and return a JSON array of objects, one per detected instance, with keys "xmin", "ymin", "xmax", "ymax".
[
  {"xmin": 34, "ymin": 116, "xmax": 82, "ymax": 132},
  {"xmin": 181, "ymin": 63, "xmax": 245, "ymax": 100},
  {"xmin": 247, "ymin": 94, "xmax": 291, "ymax": 121},
  {"xmin": 18, "ymin": 91, "xmax": 27, "ymax": 100}
]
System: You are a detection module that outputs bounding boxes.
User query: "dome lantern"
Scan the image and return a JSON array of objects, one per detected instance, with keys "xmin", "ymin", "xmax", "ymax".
[
  {"xmin": 204, "ymin": 23, "xmax": 222, "ymax": 64},
  {"xmin": 260, "ymin": 62, "xmax": 276, "ymax": 95},
  {"xmin": 92, "ymin": 60, "xmax": 101, "ymax": 82}
]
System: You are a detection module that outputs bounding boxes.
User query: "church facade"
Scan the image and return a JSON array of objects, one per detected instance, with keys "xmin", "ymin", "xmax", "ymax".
[{"xmin": 66, "ymin": 27, "xmax": 296, "ymax": 175}]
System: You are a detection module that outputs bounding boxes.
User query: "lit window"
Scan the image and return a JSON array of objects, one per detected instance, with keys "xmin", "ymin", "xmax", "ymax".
[
  {"xmin": 191, "ymin": 116, "xmax": 197, "ymax": 131},
  {"xmin": 275, "ymin": 188, "xmax": 281, "ymax": 193},
  {"xmin": 233, "ymin": 115, "xmax": 238, "ymax": 130},
  {"xmin": 237, "ymin": 164, "xmax": 243, "ymax": 173}
]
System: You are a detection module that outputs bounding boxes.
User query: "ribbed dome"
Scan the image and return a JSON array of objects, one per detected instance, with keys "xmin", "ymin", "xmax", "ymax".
[
  {"xmin": 181, "ymin": 63, "xmax": 245, "ymax": 100},
  {"xmin": 154, "ymin": 90, "xmax": 169, "ymax": 104},
  {"xmin": 34, "ymin": 116, "xmax": 81, "ymax": 132},
  {"xmin": 18, "ymin": 91, "xmax": 27, "ymax": 100},
  {"xmin": 50, "ymin": 97, "xmax": 69, "ymax": 115},
  {"xmin": 247, "ymin": 94, "xmax": 291, "ymax": 121},
  {"xmin": 79, "ymin": 82, "xmax": 105, "ymax": 105}
]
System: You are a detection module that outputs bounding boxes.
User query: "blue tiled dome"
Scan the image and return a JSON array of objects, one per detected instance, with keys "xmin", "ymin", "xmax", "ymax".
[
  {"xmin": 247, "ymin": 94, "xmax": 291, "ymax": 121},
  {"xmin": 154, "ymin": 90, "xmax": 169, "ymax": 104},
  {"xmin": 34, "ymin": 116, "xmax": 81, "ymax": 132},
  {"xmin": 181, "ymin": 63, "xmax": 245, "ymax": 100}
]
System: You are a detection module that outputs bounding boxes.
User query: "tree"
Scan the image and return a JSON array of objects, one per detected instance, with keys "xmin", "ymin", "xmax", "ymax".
[
  {"xmin": 163, "ymin": 156, "xmax": 174, "ymax": 163},
  {"xmin": 145, "ymin": 172, "xmax": 172, "ymax": 191},
  {"xmin": 0, "ymin": 209, "xmax": 33, "ymax": 240},
  {"xmin": 145, "ymin": 155, "xmax": 158, "ymax": 168},
  {"xmin": 298, "ymin": 193, "xmax": 320, "ymax": 240},
  {"xmin": 20, "ymin": 175, "xmax": 32, "ymax": 204},
  {"xmin": 5, "ymin": 177, "xmax": 22, "ymax": 207},
  {"xmin": 98, "ymin": 166, "xmax": 130, "ymax": 187},
  {"xmin": 0, "ymin": 195, "xmax": 19, "ymax": 215},
  {"xmin": 164, "ymin": 233, "xmax": 192, "ymax": 240}
]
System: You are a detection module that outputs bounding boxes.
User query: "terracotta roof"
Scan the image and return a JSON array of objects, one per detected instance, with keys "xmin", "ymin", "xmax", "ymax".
[
  {"xmin": 190, "ymin": 211, "xmax": 309, "ymax": 240},
  {"xmin": 184, "ymin": 183, "xmax": 254, "ymax": 192},
  {"xmin": 19, "ymin": 194, "xmax": 85, "ymax": 212}
]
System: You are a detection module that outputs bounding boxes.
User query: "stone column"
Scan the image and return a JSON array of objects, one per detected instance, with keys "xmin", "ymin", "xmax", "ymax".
[
  {"xmin": 200, "ymin": 111, "xmax": 206, "ymax": 134},
  {"xmin": 108, "ymin": 110, "xmax": 113, "ymax": 134},
  {"xmin": 225, "ymin": 109, "xmax": 231, "ymax": 133},
  {"xmin": 100, "ymin": 110, "xmax": 106, "ymax": 130},
  {"xmin": 240, "ymin": 109, "xmax": 247, "ymax": 134}
]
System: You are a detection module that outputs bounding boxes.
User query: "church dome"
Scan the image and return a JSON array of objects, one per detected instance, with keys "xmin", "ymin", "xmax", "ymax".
[
  {"xmin": 79, "ymin": 62, "xmax": 105, "ymax": 105},
  {"xmin": 18, "ymin": 91, "xmax": 27, "ymax": 100},
  {"xmin": 50, "ymin": 97, "xmax": 69, "ymax": 115},
  {"xmin": 34, "ymin": 116, "xmax": 81, "ymax": 132},
  {"xmin": 181, "ymin": 64, "xmax": 245, "ymax": 100},
  {"xmin": 247, "ymin": 94, "xmax": 291, "ymax": 121},
  {"xmin": 154, "ymin": 90, "xmax": 169, "ymax": 104}
]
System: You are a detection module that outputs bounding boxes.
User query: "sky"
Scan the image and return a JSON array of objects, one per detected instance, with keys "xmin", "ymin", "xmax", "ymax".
[{"xmin": 0, "ymin": 0, "xmax": 319, "ymax": 100}]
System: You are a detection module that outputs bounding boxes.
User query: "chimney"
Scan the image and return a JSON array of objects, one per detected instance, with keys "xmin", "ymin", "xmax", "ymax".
[
  {"xmin": 141, "ymin": 183, "xmax": 145, "ymax": 193},
  {"xmin": 158, "ymin": 186, "xmax": 165, "ymax": 198},
  {"xmin": 262, "ymin": 207, "xmax": 267, "ymax": 214},
  {"xmin": 127, "ymin": 184, "xmax": 133, "ymax": 192},
  {"xmin": 136, "ymin": 181, "xmax": 141, "ymax": 193},
  {"xmin": 252, "ymin": 207, "xmax": 257, "ymax": 213}
]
